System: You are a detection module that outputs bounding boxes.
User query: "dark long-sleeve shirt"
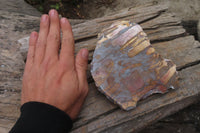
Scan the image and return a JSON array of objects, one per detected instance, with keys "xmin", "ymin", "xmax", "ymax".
[{"xmin": 9, "ymin": 102, "xmax": 73, "ymax": 133}]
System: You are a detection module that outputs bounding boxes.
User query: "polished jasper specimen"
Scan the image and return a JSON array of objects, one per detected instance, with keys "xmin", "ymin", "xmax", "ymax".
[{"xmin": 91, "ymin": 21, "xmax": 178, "ymax": 111}]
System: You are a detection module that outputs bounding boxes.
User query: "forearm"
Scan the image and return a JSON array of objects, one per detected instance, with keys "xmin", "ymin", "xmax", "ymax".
[{"xmin": 10, "ymin": 102, "xmax": 73, "ymax": 133}]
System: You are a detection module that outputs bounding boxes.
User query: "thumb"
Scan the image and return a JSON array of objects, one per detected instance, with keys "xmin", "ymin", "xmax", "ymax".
[{"xmin": 75, "ymin": 48, "xmax": 89, "ymax": 89}]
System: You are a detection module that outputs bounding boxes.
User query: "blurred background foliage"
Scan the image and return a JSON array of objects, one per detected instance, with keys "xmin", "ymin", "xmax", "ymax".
[
  {"xmin": 25, "ymin": 0, "xmax": 85, "ymax": 18},
  {"xmin": 25, "ymin": 0, "xmax": 115, "ymax": 19}
]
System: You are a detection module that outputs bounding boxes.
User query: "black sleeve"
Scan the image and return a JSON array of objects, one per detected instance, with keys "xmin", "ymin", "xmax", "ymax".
[{"xmin": 9, "ymin": 102, "xmax": 73, "ymax": 133}]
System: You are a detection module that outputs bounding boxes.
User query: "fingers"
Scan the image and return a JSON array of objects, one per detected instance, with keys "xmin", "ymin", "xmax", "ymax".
[
  {"xmin": 25, "ymin": 31, "xmax": 38, "ymax": 70},
  {"xmin": 45, "ymin": 9, "xmax": 61, "ymax": 60},
  {"xmin": 34, "ymin": 14, "xmax": 49, "ymax": 64},
  {"xmin": 59, "ymin": 18, "xmax": 75, "ymax": 69},
  {"xmin": 75, "ymin": 49, "xmax": 89, "ymax": 88}
]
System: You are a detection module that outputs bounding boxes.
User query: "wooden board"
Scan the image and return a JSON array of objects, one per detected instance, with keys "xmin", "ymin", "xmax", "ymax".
[{"xmin": 0, "ymin": 2, "xmax": 200, "ymax": 133}]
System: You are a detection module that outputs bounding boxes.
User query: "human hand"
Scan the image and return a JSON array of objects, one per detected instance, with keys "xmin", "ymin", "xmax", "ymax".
[{"xmin": 21, "ymin": 9, "xmax": 89, "ymax": 120}]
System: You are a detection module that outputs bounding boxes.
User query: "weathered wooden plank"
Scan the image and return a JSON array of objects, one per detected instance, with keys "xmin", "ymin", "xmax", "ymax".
[
  {"xmin": 72, "ymin": 4, "xmax": 169, "ymax": 40},
  {"xmin": 0, "ymin": 91, "xmax": 21, "ymax": 105},
  {"xmin": 71, "ymin": 11, "xmax": 186, "ymax": 62},
  {"xmin": 100, "ymin": 95, "xmax": 200, "ymax": 133},
  {"xmin": 18, "ymin": 4, "xmax": 185, "ymax": 61},
  {"xmin": 153, "ymin": 36, "xmax": 200, "ymax": 67},
  {"xmin": 0, "ymin": 48, "xmax": 24, "ymax": 91},
  {"xmin": 73, "ymin": 25, "xmax": 185, "ymax": 61},
  {"xmin": 0, "ymin": 118, "xmax": 15, "ymax": 133},
  {"xmin": 0, "ymin": 103, "xmax": 20, "ymax": 119},
  {"xmin": 141, "ymin": 13, "xmax": 180, "ymax": 29},
  {"xmin": 0, "ymin": 11, "xmax": 40, "ymax": 46},
  {"xmin": 73, "ymin": 10, "xmax": 184, "ymax": 54},
  {"xmin": 0, "ymin": 127, "xmax": 10, "ymax": 133},
  {"xmin": 0, "ymin": 9, "xmax": 85, "ymax": 52},
  {"xmin": 0, "ymin": 10, "xmax": 39, "ymax": 133}
]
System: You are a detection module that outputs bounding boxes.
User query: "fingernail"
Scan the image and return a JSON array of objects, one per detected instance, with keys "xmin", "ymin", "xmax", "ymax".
[
  {"xmin": 82, "ymin": 49, "xmax": 88, "ymax": 59},
  {"xmin": 61, "ymin": 18, "xmax": 66, "ymax": 23},
  {"xmin": 31, "ymin": 32, "xmax": 37, "ymax": 38},
  {"xmin": 42, "ymin": 15, "xmax": 47, "ymax": 22},
  {"xmin": 50, "ymin": 9, "xmax": 55, "ymax": 16}
]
